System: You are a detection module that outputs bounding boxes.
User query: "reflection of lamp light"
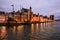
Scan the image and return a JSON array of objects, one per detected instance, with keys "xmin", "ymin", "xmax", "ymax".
[
  {"xmin": 36, "ymin": 23, "xmax": 38, "ymax": 32},
  {"xmin": 18, "ymin": 26, "xmax": 24, "ymax": 31},
  {"xmin": 31, "ymin": 24, "xmax": 34, "ymax": 34},
  {"xmin": 13, "ymin": 26, "xmax": 16, "ymax": 31},
  {"xmin": 2, "ymin": 26, "xmax": 6, "ymax": 31},
  {"xmin": 40, "ymin": 23, "xmax": 44, "ymax": 32},
  {"xmin": 1, "ymin": 26, "xmax": 7, "ymax": 38}
]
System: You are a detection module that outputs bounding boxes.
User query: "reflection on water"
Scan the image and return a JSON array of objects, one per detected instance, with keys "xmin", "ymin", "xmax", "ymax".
[
  {"xmin": 0, "ymin": 26, "xmax": 7, "ymax": 40},
  {"xmin": 0, "ymin": 22, "xmax": 60, "ymax": 40},
  {"xmin": 30, "ymin": 23, "xmax": 53, "ymax": 40}
]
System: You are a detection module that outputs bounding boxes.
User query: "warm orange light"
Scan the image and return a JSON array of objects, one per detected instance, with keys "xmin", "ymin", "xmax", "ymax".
[
  {"xmin": 1, "ymin": 26, "xmax": 6, "ymax": 32},
  {"xmin": 36, "ymin": 23, "xmax": 38, "ymax": 32},
  {"xmin": 31, "ymin": 17, "xmax": 39, "ymax": 22},
  {"xmin": 1, "ymin": 26, "xmax": 7, "ymax": 38},
  {"xmin": 31, "ymin": 24, "xmax": 34, "ymax": 34},
  {"xmin": 13, "ymin": 26, "xmax": 16, "ymax": 32},
  {"xmin": 40, "ymin": 23, "xmax": 44, "ymax": 32},
  {"xmin": 17, "ymin": 25, "xmax": 24, "ymax": 31}
]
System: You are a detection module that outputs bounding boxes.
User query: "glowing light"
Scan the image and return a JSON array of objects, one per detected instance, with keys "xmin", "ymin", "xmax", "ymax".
[
  {"xmin": 17, "ymin": 25, "xmax": 24, "ymax": 31},
  {"xmin": 13, "ymin": 26, "xmax": 16, "ymax": 32},
  {"xmin": 1, "ymin": 26, "xmax": 7, "ymax": 38},
  {"xmin": 36, "ymin": 23, "xmax": 39, "ymax": 32},
  {"xmin": 31, "ymin": 24, "xmax": 34, "ymax": 34},
  {"xmin": 1, "ymin": 26, "xmax": 6, "ymax": 32}
]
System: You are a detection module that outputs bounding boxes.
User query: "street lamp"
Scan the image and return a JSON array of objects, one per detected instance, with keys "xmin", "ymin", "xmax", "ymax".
[
  {"xmin": 7, "ymin": 4, "xmax": 14, "ymax": 20},
  {"xmin": 11, "ymin": 5, "xmax": 14, "ymax": 12}
]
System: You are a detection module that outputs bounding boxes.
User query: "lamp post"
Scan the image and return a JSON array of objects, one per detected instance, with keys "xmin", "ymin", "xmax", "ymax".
[
  {"xmin": 11, "ymin": 5, "xmax": 14, "ymax": 12},
  {"xmin": 10, "ymin": 4, "xmax": 15, "ymax": 18}
]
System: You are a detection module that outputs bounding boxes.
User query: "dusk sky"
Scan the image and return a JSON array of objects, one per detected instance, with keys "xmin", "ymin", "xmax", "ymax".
[{"xmin": 0, "ymin": 0, "xmax": 60, "ymax": 19}]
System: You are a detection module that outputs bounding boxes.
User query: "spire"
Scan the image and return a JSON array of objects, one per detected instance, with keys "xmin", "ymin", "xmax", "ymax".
[{"xmin": 30, "ymin": 6, "xmax": 32, "ymax": 11}]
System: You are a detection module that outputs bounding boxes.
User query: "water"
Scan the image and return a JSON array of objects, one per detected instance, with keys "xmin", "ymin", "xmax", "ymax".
[{"xmin": 0, "ymin": 22, "xmax": 60, "ymax": 40}]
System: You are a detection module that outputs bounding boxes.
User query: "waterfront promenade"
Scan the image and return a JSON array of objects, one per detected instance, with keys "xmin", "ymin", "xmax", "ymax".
[{"xmin": 0, "ymin": 21, "xmax": 54, "ymax": 26}]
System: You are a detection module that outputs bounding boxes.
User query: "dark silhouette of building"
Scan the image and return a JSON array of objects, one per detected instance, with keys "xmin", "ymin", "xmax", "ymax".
[{"xmin": 50, "ymin": 15, "xmax": 54, "ymax": 20}]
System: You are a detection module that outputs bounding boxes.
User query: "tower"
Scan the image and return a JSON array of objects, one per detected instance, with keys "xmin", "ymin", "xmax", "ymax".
[
  {"xmin": 30, "ymin": 6, "xmax": 32, "ymax": 11},
  {"xmin": 29, "ymin": 6, "xmax": 32, "ymax": 21},
  {"xmin": 50, "ymin": 15, "xmax": 54, "ymax": 20}
]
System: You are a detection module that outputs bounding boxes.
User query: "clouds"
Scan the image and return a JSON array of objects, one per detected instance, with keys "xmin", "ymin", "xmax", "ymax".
[{"xmin": 0, "ymin": 0, "xmax": 60, "ymax": 19}]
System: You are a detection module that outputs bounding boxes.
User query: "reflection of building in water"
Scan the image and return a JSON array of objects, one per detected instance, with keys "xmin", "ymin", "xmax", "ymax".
[
  {"xmin": 22, "ymin": 25, "xmax": 31, "ymax": 40},
  {"xmin": 31, "ymin": 24, "xmax": 34, "ymax": 34},
  {"xmin": 36, "ymin": 23, "xmax": 39, "ymax": 32},
  {"xmin": 40, "ymin": 23, "xmax": 44, "ymax": 32},
  {"xmin": 1, "ymin": 26, "xmax": 7, "ymax": 39},
  {"xmin": 17, "ymin": 26, "xmax": 24, "ymax": 40}
]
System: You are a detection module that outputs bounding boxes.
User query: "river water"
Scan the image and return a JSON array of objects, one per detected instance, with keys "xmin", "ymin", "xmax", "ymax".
[{"xmin": 0, "ymin": 22, "xmax": 60, "ymax": 40}]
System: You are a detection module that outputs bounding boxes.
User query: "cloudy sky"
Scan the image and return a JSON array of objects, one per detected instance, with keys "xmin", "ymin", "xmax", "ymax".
[{"xmin": 0, "ymin": 0, "xmax": 60, "ymax": 19}]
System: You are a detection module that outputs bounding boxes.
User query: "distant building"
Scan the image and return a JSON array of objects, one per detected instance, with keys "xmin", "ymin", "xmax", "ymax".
[
  {"xmin": 50, "ymin": 15, "xmax": 54, "ymax": 20},
  {"xmin": 31, "ymin": 13, "xmax": 39, "ymax": 22},
  {"xmin": 39, "ymin": 15, "xmax": 44, "ymax": 22},
  {"xmin": 0, "ymin": 7, "xmax": 55, "ymax": 23},
  {"xmin": 43, "ymin": 16, "xmax": 48, "ymax": 22},
  {"xmin": 0, "ymin": 11, "xmax": 8, "ymax": 23}
]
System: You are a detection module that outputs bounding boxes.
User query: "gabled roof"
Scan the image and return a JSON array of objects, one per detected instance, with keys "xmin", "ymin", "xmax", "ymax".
[{"xmin": 21, "ymin": 8, "xmax": 29, "ymax": 12}]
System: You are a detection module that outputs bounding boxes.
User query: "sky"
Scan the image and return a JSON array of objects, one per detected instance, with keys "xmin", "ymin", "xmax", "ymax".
[{"xmin": 0, "ymin": 0, "xmax": 60, "ymax": 19}]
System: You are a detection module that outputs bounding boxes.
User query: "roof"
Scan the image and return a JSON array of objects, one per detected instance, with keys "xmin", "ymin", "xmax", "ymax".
[{"xmin": 21, "ymin": 8, "xmax": 29, "ymax": 12}]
